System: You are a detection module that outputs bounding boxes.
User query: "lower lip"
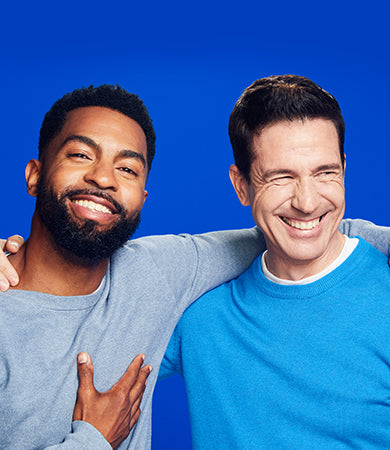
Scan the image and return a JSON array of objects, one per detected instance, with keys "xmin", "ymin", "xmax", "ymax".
[{"xmin": 70, "ymin": 201, "xmax": 116, "ymax": 224}]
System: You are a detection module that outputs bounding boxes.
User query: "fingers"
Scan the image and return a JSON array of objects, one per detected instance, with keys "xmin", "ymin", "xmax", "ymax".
[
  {"xmin": 112, "ymin": 354, "xmax": 152, "ymax": 429},
  {"xmin": 128, "ymin": 364, "xmax": 152, "ymax": 430},
  {"xmin": 129, "ymin": 363, "xmax": 152, "ymax": 409},
  {"xmin": 77, "ymin": 352, "xmax": 96, "ymax": 394},
  {"xmin": 4, "ymin": 235, "xmax": 24, "ymax": 254},
  {"xmin": 112, "ymin": 353, "xmax": 147, "ymax": 391},
  {"xmin": 129, "ymin": 408, "xmax": 141, "ymax": 430},
  {"xmin": 0, "ymin": 248, "xmax": 20, "ymax": 292}
]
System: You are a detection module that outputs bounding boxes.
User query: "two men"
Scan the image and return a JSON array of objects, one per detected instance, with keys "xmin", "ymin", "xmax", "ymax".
[
  {"xmin": 160, "ymin": 75, "xmax": 390, "ymax": 447},
  {"xmin": 1, "ymin": 79, "xmax": 390, "ymax": 448}
]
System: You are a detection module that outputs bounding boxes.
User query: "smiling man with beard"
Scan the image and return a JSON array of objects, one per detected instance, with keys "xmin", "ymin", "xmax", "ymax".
[
  {"xmin": 35, "ymin": 183, "xmax": 141, "ymax": 261},
  {"xmin": 0, "ymin": 84, "xmax": 270, "ymax": 449}
]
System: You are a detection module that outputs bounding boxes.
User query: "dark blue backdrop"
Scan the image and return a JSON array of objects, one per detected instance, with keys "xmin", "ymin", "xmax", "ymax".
[{"xmin": 1, "ymin": 1, "xmax": 389, "ymax": 448}]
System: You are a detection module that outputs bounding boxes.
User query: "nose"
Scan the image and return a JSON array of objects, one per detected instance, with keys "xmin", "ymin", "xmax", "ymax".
[
  {"xmin": 291, "ymin": 177, "xmax": 318, "ymax": 214},
  {"xmin": 84, "ymin": 160, "xmax": 118, "ymax": 191}
]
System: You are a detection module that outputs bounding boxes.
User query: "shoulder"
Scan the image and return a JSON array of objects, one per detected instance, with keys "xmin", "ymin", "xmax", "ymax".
[
  {"xmin": 349, "ymin": 238, "xmax": 390, "ymax": 284},
  {"xmin": 357, "ymin": 237, "xmax": 388, "ymax": 264},
  {"xmin": 179, "ymin": 259, "xmax": 258, "ymax": 324},
  {"xmin": 110, "ymin": 233, "xmax": 198, "ymax": 264}
]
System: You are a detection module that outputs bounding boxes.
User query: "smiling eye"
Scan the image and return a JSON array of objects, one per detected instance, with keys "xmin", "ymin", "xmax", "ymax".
[
  {"xmin": 68, "ymin": 152, "xmax": 90, "ymax": 160},
  {"xmin": 119, "ymin": 167, "xmax": 137, "ymax": 176},
  {"xmin": 272, "ymin": 175, "xmax": 293, "ymax": 185},
  {"xmin": 318, "ymin": 171, "xmax": 336, "ymax": 179}
]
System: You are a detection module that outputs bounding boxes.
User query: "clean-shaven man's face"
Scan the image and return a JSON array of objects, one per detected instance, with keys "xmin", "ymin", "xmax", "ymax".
[
  {"xmin": 26, "ymin": 106, "xmax": 149, "ymax": 261},
  {"xmin": 230, "ymin": 118, "xmax": 346, "ymax": 279}
]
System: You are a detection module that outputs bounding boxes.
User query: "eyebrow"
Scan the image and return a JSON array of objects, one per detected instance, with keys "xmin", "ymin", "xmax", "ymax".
[
  {"xmin": 60, "ymin": 135, "xmax": 146, "ymax": 167},
  {"xmin": 263, "ymin": 163, "xmax": 343, "ymax": 179},
  {"xmin": 315, "ymin": 164, "xmax": 343, "ymax": 172}
]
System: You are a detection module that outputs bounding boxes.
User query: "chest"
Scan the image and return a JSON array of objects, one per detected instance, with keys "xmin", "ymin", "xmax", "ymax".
[{"xmin": 183, "ymin": 288, "xmax": 390, "ymax": 447}]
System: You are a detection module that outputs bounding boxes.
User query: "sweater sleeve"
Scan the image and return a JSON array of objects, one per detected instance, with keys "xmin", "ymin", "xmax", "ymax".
[
  {"xmin": 44, "ymin": 421, "xmax": 111, "ymax": 449},
  {"xmin": 339, "ymin": 219, "xmax": 390, "ymax": 256},
  {"xmin": 156, "ymin": 227, "xmax": 266, "ymax": 313}
]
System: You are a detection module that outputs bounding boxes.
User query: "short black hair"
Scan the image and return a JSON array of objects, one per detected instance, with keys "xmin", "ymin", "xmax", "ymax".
[
  {"xmin": 228, "ymin": 75, "xmax": 345, "ymax": 181},
  {"xmin": 39, "ymin": 84, "xmax": 156, "ymax": 174}
]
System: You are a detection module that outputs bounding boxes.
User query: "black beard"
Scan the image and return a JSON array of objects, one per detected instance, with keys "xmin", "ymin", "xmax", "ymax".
[{"xmin": 36, "ymin": 183, "xmax": 141, "ymax": 262}]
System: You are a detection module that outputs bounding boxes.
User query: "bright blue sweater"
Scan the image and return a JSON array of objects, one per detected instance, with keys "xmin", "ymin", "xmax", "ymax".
[{"xmin": 160, "ymin": 238, "xmax": 390, "ymax": 449}]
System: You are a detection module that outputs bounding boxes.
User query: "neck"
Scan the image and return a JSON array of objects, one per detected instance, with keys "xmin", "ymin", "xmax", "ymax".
[
  {"xmin": 265, "ymin": 232, "xmax": 345, "ymax": 281},
  {"xmin": 9, "ymin": 213, "xmax": 109, "ymax": 296}
]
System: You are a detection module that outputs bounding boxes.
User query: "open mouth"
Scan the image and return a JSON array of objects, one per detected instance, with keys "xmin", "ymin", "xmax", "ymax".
[
  {"xmin": 281, "ymin": 215, "xmax": 323, "ymax": 230},
  {"xmin": 71, "ymin": 199, "xmax": 114, "ymax": 215}
]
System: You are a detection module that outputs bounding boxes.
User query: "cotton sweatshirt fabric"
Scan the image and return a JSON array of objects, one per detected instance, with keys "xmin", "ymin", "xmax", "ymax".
[
  {"xmin": 0, "ymin": 229, "xmax": 263, "ymax": 449},
  {"xmin": 0, "ymin": 219, "xmax": 388, "ymax": 449},
  {"xmin": 159, "ymin": 237, "xmax": 390, "ymax": 449}
]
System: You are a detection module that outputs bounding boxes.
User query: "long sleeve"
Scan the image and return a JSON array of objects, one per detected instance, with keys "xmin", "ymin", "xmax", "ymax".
[
  {"xmin": 339, "ymin": 218, "xmax": 390, "ymax": 256},
  {"xmin": 44, "ymin": 422, "xmax": 111, "ymax": 449}
]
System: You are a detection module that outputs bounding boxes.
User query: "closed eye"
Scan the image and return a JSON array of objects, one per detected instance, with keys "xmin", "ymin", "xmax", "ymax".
[
  {"xmin": 271, "ymin": 175, "xmax": 294, "ymax": 185},
  {"xmin": 317, "ymin": 171, "xmax": 338, "ymax": 179}
]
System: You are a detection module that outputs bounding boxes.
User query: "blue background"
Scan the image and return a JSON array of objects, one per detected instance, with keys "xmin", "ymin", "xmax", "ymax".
[{"xmin": 1, "ymin": 1, "xmax": 388, "ymax": 448}]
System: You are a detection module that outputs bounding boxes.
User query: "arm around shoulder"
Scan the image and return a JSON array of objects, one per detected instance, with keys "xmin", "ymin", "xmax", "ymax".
[{"xmin": 339, "ymin": 218, "xmax": 390, "ymax": 256}]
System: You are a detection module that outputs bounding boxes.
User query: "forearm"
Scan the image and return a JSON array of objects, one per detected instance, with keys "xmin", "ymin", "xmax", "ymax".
[{"xmin": 183, "ymin": 227, "xmax": 266, "ymax": 301}]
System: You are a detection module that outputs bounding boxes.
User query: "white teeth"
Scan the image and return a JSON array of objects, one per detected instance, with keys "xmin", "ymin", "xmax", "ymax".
[
  {"xmin": 282, "ymin": 217, "xmax": 320, "ymax": 230},
  {"xmin": 72, "ymin": 199, "xmax": 113, "ymax": 214}
]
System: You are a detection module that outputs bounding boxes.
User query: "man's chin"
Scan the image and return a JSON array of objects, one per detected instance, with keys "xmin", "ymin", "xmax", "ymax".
[{"xmin": 36, "ymin": 182, "xmax": 141, "ymax": 262}]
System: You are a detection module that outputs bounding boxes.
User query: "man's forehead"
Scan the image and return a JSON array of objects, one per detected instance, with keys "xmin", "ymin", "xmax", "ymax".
[
  {"xmin": 250, "ymin": 119, "xmax": 342, "ymax": 172},
  {"xmin": 52, "ymin": 106, "xmax": 147, "ymax": 153},
  {"xmin": 63, "ymin": 106, "xmax": 146, "ymax": 137}
]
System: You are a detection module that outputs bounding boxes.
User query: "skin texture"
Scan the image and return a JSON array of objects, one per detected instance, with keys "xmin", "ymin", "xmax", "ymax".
[
  {"xmin": 35, "ymin": 106, "xmax": 148, "ymax": 232},
  {"xmin": 74, "ymin": 353, "xmax": 152, "ymax": 449},
  {"xmin": 230, "ymin": 118, "xmax": 346, "ymax": 280},
  {"xmin": 9, "ymin": 106, "xmax": 149, "ymax": 296},
  {"xmin": 0, "ymin": 235, "xmax": 24, "ymax": 291}
]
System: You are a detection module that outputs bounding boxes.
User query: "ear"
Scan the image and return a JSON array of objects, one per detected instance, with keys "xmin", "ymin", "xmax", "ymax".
[
  {"xmin": 25, "ymin": 159, "xmax": 42, "ymax": 197},
  {"xmin": 229, "ymin": 165, "xmax": 251, "ymax": 207},
  {"xmin": 343, "ymin": 153, "xmax": 346, "ymax": 172},
  {"xmin": 143, "ymin": 190, "xmax": 148, "ymax": 203}
]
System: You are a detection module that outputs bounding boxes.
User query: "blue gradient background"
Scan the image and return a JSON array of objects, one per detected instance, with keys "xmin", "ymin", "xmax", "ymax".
[{"xmin": 1, "ymin": 1, "xmax": 389, "ymax": 448}]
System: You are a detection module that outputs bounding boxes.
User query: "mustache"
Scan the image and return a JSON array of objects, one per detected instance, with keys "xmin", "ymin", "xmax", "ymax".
[{"xmin": 60, "ymin": 188, "xmax": 125, "ymax": 215}]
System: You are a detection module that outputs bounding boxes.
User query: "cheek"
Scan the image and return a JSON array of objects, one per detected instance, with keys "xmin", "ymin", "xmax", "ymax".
[
  {"xmin": 45, "ymin": 167, "xmax": 84, "ymax": 188},
  {"xmin": 121, "ymin": 185, "xmax": 147, "ymax": 209},
  {"xmin": 252, "ymin": 185, "xmax": 294, "ymax": 213},
  {"xmin": 321, "ymin": 182, "xmax": 345, "ymax": 207}
]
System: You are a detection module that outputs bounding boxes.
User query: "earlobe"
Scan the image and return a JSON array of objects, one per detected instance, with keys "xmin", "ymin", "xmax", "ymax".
[
  {"xmin": 25, "ymin": 159, "xmax": 42, "ymax": 197},
  {"xmin": 229, "ymin": 165, "xmax": 251, "ymax": 207}
]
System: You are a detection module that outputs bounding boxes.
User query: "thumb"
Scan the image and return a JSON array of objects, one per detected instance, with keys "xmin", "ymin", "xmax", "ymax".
[{"xmin": 77, "ymin": 352, "xmax": 95, "ymax": 393}]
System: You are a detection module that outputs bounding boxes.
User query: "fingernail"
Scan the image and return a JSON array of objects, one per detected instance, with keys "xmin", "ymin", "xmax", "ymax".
[
  {"xmin": 78, "ymin": 353, "xmax": 88, "ymax": 364},
  {"xmin": 0, "ymin": 281, "xmax": 8, "ymax": 292},
  {"xmin": 9, "ymin": 276, "xmax": 18, "ymax": 286}
]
